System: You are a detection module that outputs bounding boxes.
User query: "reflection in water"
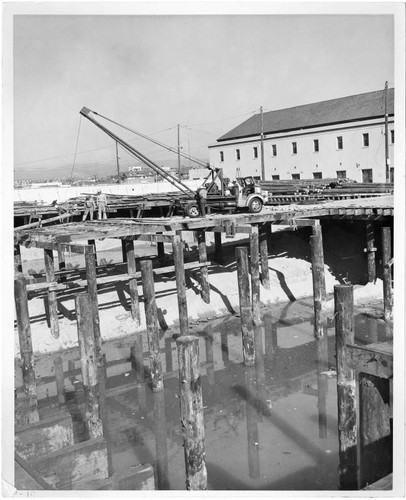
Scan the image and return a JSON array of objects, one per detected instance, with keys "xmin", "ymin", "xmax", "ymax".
[{"xmin": 15, "ymin": 299, "xmax": 390, "ymax": 491}]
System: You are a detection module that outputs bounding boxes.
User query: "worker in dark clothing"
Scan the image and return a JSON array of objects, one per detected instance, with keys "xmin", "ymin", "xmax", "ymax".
[
  {"xmin": 82, "ymin": 196, "xmax": 95, "ymax": 221},
  {"xmin": 196, "ymin": 186, "xmax": 207, "ymax": 217}
]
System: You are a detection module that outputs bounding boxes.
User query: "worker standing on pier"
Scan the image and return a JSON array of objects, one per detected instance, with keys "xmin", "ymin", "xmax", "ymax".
[
  {"xmin": 196, "ymin": 186, "xmax": 207, "ymax": 217},
  {"xmin": 96, "ymin": 190, "xmax": 108, "ymax": 220},
  {"xmin": 82, "ymin": 195, "xmax": 95, "ymax": 221}
]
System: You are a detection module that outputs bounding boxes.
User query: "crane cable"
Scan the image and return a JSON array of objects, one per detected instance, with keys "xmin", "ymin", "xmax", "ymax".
[
  {"xmin": 90, "ymin": 110, "xmax": 211, "ymax": 170},
  {"xmin": 69, "ymin": 115, "xmax": 82, "ymax": 180}
]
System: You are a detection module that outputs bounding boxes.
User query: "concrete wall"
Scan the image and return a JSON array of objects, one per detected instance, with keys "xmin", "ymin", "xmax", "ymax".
[
  {"xmin": 14, "ymin": 179, "xmax": 202, "ymax": 204},
  {"xmin": 209, "ymin": 118, "xmax": 395, "ymax": 182}
]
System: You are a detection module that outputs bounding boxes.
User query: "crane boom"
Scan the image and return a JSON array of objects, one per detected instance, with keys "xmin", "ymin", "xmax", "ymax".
[{"xmin": 80, "ymin": 107, "xmax": 197, "ymax": 197}]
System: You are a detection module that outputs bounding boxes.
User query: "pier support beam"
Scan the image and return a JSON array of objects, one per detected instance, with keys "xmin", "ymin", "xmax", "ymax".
[
  {"xmin": 14, "ymin": 244, "xmax": 22, "ymax": 273},
  {"xmin": 75, "ymin": 293, "xmax": 103, "ymax": 439},
  {"xmin": 85, "ymin": 248, "xmax": 102, "ymax": 362},
  {"xmin": 124, "ymin": 239, "xmax": 141, "ymax": 327},
  {"xmin": 250, "ymin": 225, "xmax": 261, "ymax": 325},
  {"xmin": 87, "ymin": 240, "xmax": 98, "ymax": 267},
  {"xmin": 236, "ymin": 246, "xmax": 255, "ymax": 366},
  {"xmin": 335, "ymin": 284, "xmax": 358, "ymax": 490},
  {"xmin": 310, "ymin": 223, "xmax": 326, "ymax": 338},
  {"xmin": 54, "ymin": 357, "xmax": 66, "ymax": 406},
  {"xmin": 140, "ymin": 259, "xmax": 163, "ymax": 392},
  {"xmin": 197, "ymin": 231, "xmax": 210, "ymax": 304},
  {"xmin": 214, "ymin": 232, "xmax": 223, "ymax": 264},
  {"xmin": 365, "ymin": 222, "xmax": 376, "ymax": 283},
  {"xmin": 176, "ymin": 335, "xmax": 207, "ymax": 490},
  {"xmin": 259, "ymin": 224, "xmax": 270, "ymax": 290},
  {"xmin": 172, "ymin": 235, "xmax": 189, "ymax": 337},
  {"xmin": 381, "ymin": 227, "xmax": 393, "ymax": 322},
  {"xmin": 44, "ymin": 249, "xmax": 60, "ymax": 339}
]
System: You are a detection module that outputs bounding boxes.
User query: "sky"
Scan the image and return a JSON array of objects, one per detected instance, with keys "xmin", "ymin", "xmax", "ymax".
[{"xmin": 11, "ymin": 8, "xmax": 395, "ymax": 180}]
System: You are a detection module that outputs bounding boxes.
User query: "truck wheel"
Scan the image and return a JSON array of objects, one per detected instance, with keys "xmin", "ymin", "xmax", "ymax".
[
  {"xmin": 185, "ymin": 202, "xmax": 200, "ymax": 218},
  {"xmin": 248, "ymin": 197, "xmax": 263, "ymax": 213}
]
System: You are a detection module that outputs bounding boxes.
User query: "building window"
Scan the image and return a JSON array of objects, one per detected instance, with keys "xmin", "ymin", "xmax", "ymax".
[
  {"xmin": 363, "ymin": 133, "xmax": 369, "ymax": 147},
  {"xmin": 272, "ymin": 144, "xmax": 277, "ymax": 157},
  {"xmin": 336, "ymin": 170, "xmax": 347, "ymax": 179},
  {"xmin": 292, "ymin": 173, "xmax": 300, "ymax": 180},
  {"xmin": 391, "ymin": 130, "xmax": 394, "ymax": 144},
  {"xmin": 219, "ymin": 151, "xmax": 224, "ymax": 162},
  {"xmin": 313, "ymin": 172, "xmax": 322, "ymax": 179},
  {"xmin": 292, "ymin": 142, "xmax": 297, "ymax": 155},
  {"xmin": 272, "ymin": 175, "xmax": 280, "ymax": 180},
  {"xmin": 313, "ymin": 139, "xmax": 319, "ymax": 152},
  {"xmin": 253, "ymin": 146, "xmax": 258, "ymax": 159},
  {"xmin": 337, "ymin": 136, "xmax": 343, "ymax": 150},
  {"xmin": 362, "ymin": 168, "xmax": 373, "ymax": 183},
  {"xmin": 236, "ymin": 149, "xmax": 240, "ymax": 161}
]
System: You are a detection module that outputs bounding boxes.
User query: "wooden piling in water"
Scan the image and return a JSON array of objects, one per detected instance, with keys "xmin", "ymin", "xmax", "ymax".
[
  {"xmin": 335, "ymin": 284, "xmax": 358, "ymax": 490},
  {"xmin": 44, "ymin": 249, "xmax": 60, "ymax": 339},
  {"xmin": 245, "ymin": 367, "xmax": 260, "ymax": 479},
  {"xmin": 88, "ymin": 240, "xmax": 98, "ymax": 267},
  {"xmin": 14, "ymin": 274, "xmax": 38, "ymax": 410},
  {"xmin": 54, "ymin": 357, "xmax": 66, "ymax": 406},
  {"xmin": 124, "ymin": 239, "xmax": 141, "ymax": 326},
  {"xmin": 130, "ymin": 332, "xmax": 145, "ymax": 383},
  {"xmin": 172, "ymin": 235, "xmax": 189, "ymax": 337},
  {"xmin": 153, "ymin": 390, "xmax": 169, "ymax": 489},
  {"xmin": 316, "ymin": 331, "xmax": 329, "ymax": 439},
  {"xmin": 85, "ymin": 248, "xmax": 102, "ymax": 363},
  {"xmin": 359, "ymin": 373, "xmax": 392, "ymax": 487},
  {"xmin": 75, "ymin": 293, "xmax": 103, "ymax": 439},
  {"xmin": 14, "ymin": 244, "xmax": 22, "ymax": 273},
  {"xmin": 259, "ymin": 224, "xmax": 270, "ymax": 290},
  {"xmin": 236, "ymin": 246, "xmax": 255, "ymax": 366},
  {"xmin": 366, "ymin": 222, "xmax": 376, "ymax": 283},
  {"xmin": 250, "ymin": 225, "xmax": 261, "ymax": 325},
  {"xmin": 176, "ymin": 335, "xmax": 207, "ymax": 490},
  {"xmin": 310, "ymin": 224, "xmax": 327, "ymax": 338},
  {"xmin": 381, "ymin": 227, "xmax": 393, "ymax": 322},
  {"xmin": 214, "ymin": 232, "xmax": 223, "ymax": 264},
  {"xmin": 197, "ymin": 231, "xmax": 210, "ymax": 304},
  {"xmin": 140, "ymin": 259, "xmax": 163, "ymax": 392}
]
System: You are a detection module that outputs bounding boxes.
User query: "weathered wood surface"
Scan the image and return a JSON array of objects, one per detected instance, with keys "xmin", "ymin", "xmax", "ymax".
[
  {"xmin": 140, "ymin": 259, "xmax": 163, "ymax": 391},
  {"xmin": 250, "ymin": 225, "xmax": 261, "ymax": 325},
  {"xmin": 236, "ymin": 246, "xmax": 255, "ymax": 366},
  {"xmin": 15, "ymin": 453, "xmax": 55, "ymax": 490},
  {"xmin": 14, "ymin": 244, "xmax": 22, "ymax": 273},
  {"xmin": 381, "ymin": 226, "xmax": 393, "ymax": 321},
  {"xmin": 365, "ymin": 222, "xmax": 376, "ymax": 282},
  {"xmin": 124, "ymin": 238, "xmax": 141, "ymax": 326},
  {"xmin": 153, "ymin": 390, "xmax": 169, "ymax": 489},
  {"xmin": 44, "ymin": 249, "xmax": 60, "ymax": 338},
  {"xmin": 310, "ymin": 224, "xmax": 326, "ymax": 338},
  {"xmin": 172, "ymin": 235, "xmax": 189, "ymax": 336},
  {"xmin": 75, "ymin": 293, "xmax": 103, "ymax": 439},
  {"xmin": 15, "ymin": 412, "xmax": 74, "ymax": 460},
  {"xmin": 346, "ymin": 342, "xmax": 393, "ymax": 379},
  {"xmin": 54, "ymin": 356, "xmax": 66, "ymax": 405},
  {"xmin": 176, "ymin": 335, "xmax": 207, "ymax": 490},
  {"xmin": 28, "ymin": 437, "xmax": 109, "ymax": 490},
  {"xmin": 197, "ymin": 230, "xmax": 210, "ymax": 304},
  {"xmin": 259, "ymin": 224, "xmax": 270, "ymax": 289},
  {"xmin": 335, "ymin": 284, "xmax": 358, "ymax": 490},
  {"xmin": 84, "ymin": 250, "xmax": 102, "ymax": 361}
]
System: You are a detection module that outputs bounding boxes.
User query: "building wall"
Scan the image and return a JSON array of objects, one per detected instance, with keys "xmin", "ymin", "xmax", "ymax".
[{"xmin": 209, "ymin": 118, "xmax": 395, "ymax": 182}]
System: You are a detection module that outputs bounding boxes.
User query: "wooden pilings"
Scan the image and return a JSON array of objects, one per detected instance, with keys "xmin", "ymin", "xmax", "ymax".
[
  {"xmin": 250, "ymin": 225, "xmax": 261, "ymax": 325},
  {"xmin": 87, "ymin": 240, "xmax": 98, "ymax": 267},
  {"xmin": 54, "ymin": 357, "xmax": 66, "ymax": 406},
  {"xmin": 176, "ymin": 335, "xmax": 207, "ymax": 490},
  {"xmin": 44, "ymin": 249, "xmax": 60, "ymax": 339},
  {"xmin": 335, "ymin": 284, "xmax": 358, "ymax": 490},
  {"xmin": 124, "ymin": 239, "xmax": 141, "ymax": 326},
  {"xmin": 214, "ymin": 232, "xmax": 223, "ymax": 264},
  {"xmin": 316, "ymin": 331, "xmax": 329, "ymax": 439},
  {"xmin": 57, "ymin": 245, "xmax": 66, "ymax": 271},
  {"xmin": 172, "ymin": 235, "xmax": 189, "ymax": 337},
  {"xmin": 153, "ymin": 390, "xmax": 169, "ymax": 489},
  {"xmin": 140, "ymin": 259, "xmax": 163, "ymax": 392},
  {"xmin": 259, "ymin": 224, "xmax": 270, "ymax": 290},
  {"xmin": 365, "ymin": 222, "xmax": 376, "ymax": 282},
  {"xmin": 14, "ymin": 274, "xmax": 38, "ymax": 416},
  {"xmin": 381, "ymin": 227, "xmax": 393, "ymax": 322},
  {"xmin": 196, "ymin": 231, "xmax": 210, "ymax": 304},
  {"xmin": 84, "ymin": 248, "xmax": 102, "ymax": 362},
  {"xmin": 310, "ymin": 224, "xmax": 326, "ymax": 338},
  {"xmin": 14, "ymin": 244, "xmax": 22, "ymax": 273},
  {"xmin": 75, "ymin": 293, "xmax": 103, "ymax": 439},
  {"xmin": 236, "ymin": 246, "xmax": 255, "ymax": 366},
  {"xmin": 245, "ymin": 367, "xmax": 260, "ymax": 479}
]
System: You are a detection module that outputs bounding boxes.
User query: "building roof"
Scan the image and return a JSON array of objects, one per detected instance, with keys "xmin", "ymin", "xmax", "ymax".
[{"xmin": 217, "ymin": 88, "xmax": 394, "ymax": 142}]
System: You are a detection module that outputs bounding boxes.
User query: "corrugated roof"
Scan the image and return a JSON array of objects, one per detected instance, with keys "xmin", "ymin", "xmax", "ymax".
[{"xmin": 217, "ymin": 88, "xmax": 394, "ymax": 142}]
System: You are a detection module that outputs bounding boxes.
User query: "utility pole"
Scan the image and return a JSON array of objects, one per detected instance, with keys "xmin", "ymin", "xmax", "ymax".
[
  {"xmin": 115, "ymin": 141, "xmax": 120, "ymax": 183},
  {"xmin": 384, "ymin": 81, "xmax": 390, "ymax": 183},
  {"xmin": 177, "ymin": 124, "xmax": 181, "ymax": 180},
  {"xmin": 260, "ymin": 106, "xmax": 265, "ymax": 181}
]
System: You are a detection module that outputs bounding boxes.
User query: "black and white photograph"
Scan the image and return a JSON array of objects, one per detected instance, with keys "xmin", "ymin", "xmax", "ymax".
[{"xmin": 2, "ymin": 2, "xmax": 405, "ymax": 495}]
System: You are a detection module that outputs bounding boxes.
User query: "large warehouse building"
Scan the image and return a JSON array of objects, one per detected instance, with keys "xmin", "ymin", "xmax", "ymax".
[{"xmin": 208, "ymin": 88, "xmax": 394, "ymax": 183}]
